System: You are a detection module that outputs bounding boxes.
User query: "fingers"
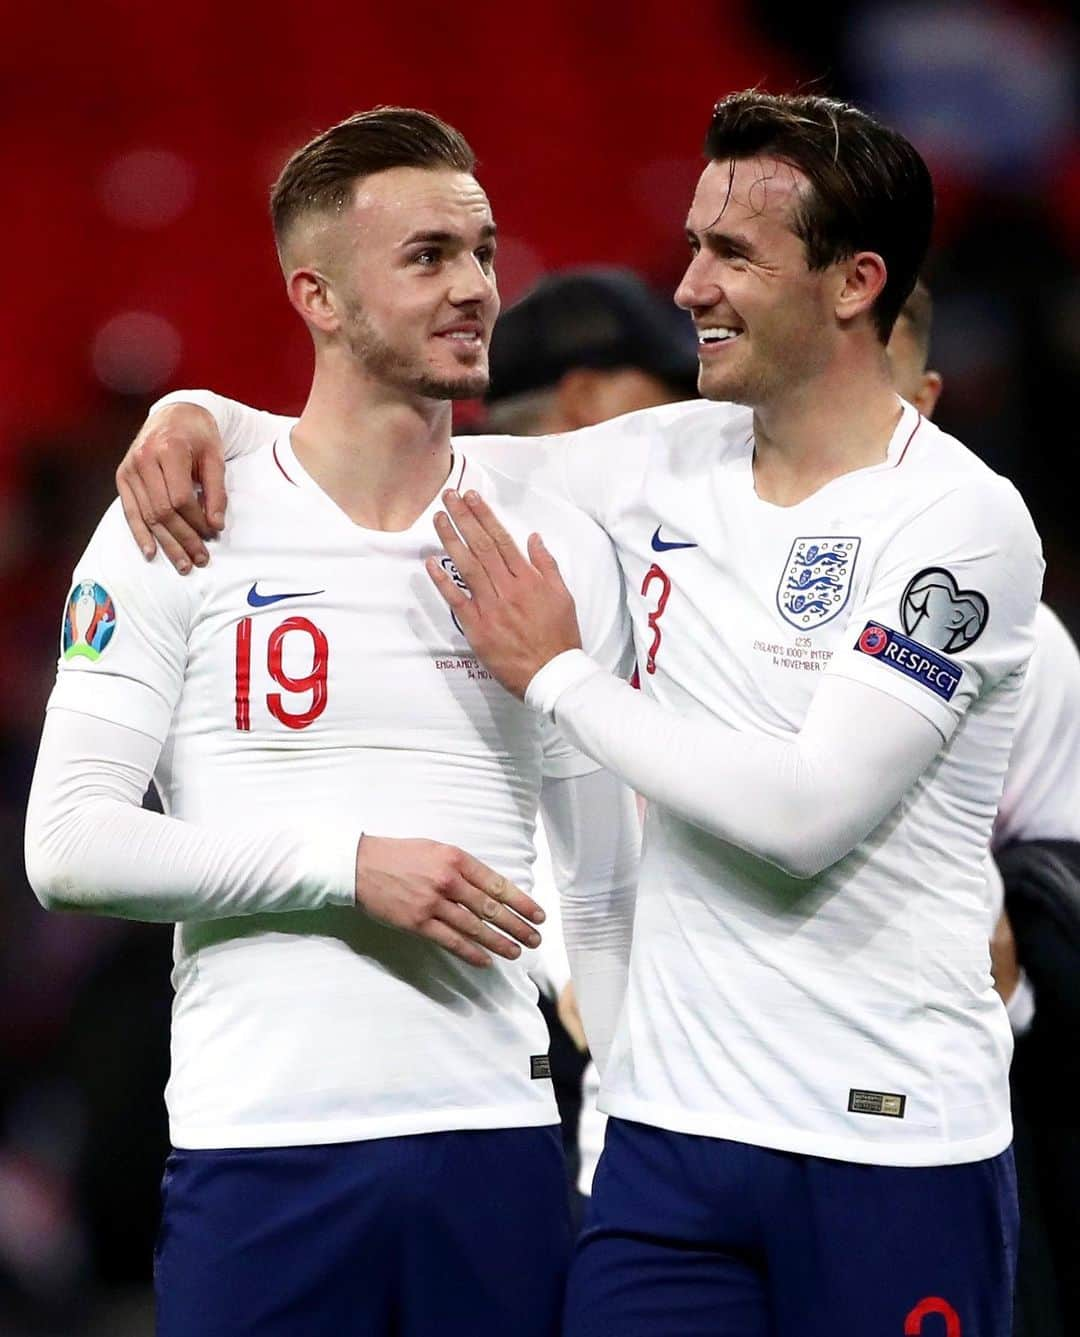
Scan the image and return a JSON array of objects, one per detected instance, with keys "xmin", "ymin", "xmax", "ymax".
[
  {"xmin": 130, "ymin": 452, "xmax": 209, "ymax": 571},
  {"xmin": 460, "ymin": 491, "xmax": 530, "ymax": 576},
  {"xmin": 441, "ymin": 489, "xmax": 529, "ymax": 586},
  {"xmin": 457, "ymin": 854, "xmax": 546, "ymax": 926},
  {"xmin": 117, "ymin": 465, "xmax": 157, "ymax": 560},
  {"xmin": 163, "ymin": 465, "xmax": 216, "ymax": 544},
  {"xmin": 197, "ymin": 448, "xmax": 228, "ymax": 532},
  {"xmin": 436, "ymin": 897, "xmax": 528, "ymax": 963},
  {"xmin": 433, "ymin": 511, "xmax": 496, "ymax": 603},
  {"xmin": 527, "ymin": 532, "xmax": 566, "ymax": 591},
  {"xmin": 450, "ymin": 877, "xmax": 542, "ymax": 951},
  {"xmin": 426, "ymin": 556, "xmax": 476, "ymax": 624},
  {"xmin": 123, "ymin": 467, "xmax": 196, "ymax": 573},
  {"xmin": 422, "ymin": 917, "xmax": 493, "ymax": 969}
]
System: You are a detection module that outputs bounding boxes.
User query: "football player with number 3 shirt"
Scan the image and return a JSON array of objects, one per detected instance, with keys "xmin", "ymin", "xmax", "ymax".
[
  {"xmin": 25, "ymin": 110, "xmax": 640, "ymax": 1337},
  {"xmin": 112, "ymin": 94, "xmax": 1041, "ymax": 1336}
]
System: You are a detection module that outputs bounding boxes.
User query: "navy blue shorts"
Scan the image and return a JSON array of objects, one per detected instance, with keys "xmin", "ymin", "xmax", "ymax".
[
  {"xmin": 564, "ymin": 1117, "xmax": 1018, "ymax": 1337},
  {"xmin": 155, "ymin": 1125, "xmax": 571, "ymax": 1337}
]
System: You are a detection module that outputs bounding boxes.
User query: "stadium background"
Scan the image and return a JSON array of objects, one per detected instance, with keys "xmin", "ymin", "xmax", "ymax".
[{"xmin": 1, "ymin": 1, "xmax": 1076, "ymax": 1331}]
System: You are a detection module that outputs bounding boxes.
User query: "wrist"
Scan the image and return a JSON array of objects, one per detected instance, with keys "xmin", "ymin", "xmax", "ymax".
[
  {"xmin": 524, "ymin": 649, "xmax": 601, "ymax": 717},
  {"xmin": 149, "ymin": 390, "xmax": 221, "ymax": 426}
]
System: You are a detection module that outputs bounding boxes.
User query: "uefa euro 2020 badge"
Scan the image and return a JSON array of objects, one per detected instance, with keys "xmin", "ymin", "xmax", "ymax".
[
  {"xmin": 777, "ymin": 537, "xmax": 861, "ymax": 630},
  {"xmin": 62, "ymin": 581, "xmax": 117, "ymax": 661}
]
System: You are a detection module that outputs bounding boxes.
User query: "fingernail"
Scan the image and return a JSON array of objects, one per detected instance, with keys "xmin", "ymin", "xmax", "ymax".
[
  {"xmin": 178, "ymin": 561, "xmax": 191, "ymax": 574},
  {"xmin": 528, "ymin": 932, "xmax": 541, "ymax": 948},
  {"xmin": 211, "ymin": 511, "xmax": 225, "ymax": 527},
  {"xmin": 534, "ymin": 908, "xmax": 546, "ymax": 922},
  {"xmin": 142, "ymin": 547, "xmax": 155, "ymax": 561},
  {"xmin": 194, "ymin": 553, "xmax": 208, "ymax": 567},
  {"xmin": 465, "ymin": 490, "xmax": 480, "ymax": 504},
  {"xmin": 444, "ymin": 489, "xmax": 459, "ymax": 502}
]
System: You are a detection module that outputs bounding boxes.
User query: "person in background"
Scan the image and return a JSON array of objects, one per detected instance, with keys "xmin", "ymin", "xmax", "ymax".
[
  {"xmin": 889, "ymin": 277, "xmax": 1080, "ymax": 1337},
  {"xmin": 483, "ymin": 266, "xmax": 699, "ymax": 435}
]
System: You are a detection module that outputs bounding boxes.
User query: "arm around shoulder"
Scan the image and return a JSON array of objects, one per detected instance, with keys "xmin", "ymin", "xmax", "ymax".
[{"xmin": 118, "ymin": 390, "xmax": 293, "ymax": 571}]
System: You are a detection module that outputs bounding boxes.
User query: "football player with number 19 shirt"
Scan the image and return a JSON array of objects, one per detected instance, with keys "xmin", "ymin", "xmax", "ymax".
[{"xmin": 25, "ymin": 110, "xmax": 639, "ymax": 1337}]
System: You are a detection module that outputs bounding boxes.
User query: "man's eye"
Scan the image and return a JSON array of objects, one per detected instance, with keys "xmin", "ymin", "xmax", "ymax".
[
  {"xmin": 415, "ymin": 250, "xmax": 440, "ymax": 266},
  {"xmin": 475, "ymin": 246, "xmax": 496, "ymax": 268}
]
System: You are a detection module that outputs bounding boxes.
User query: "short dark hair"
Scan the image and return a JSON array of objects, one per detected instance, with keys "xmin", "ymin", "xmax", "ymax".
[
  {"xmin": 270, "ymin": 107, "xmax": 476, "ymax": 253},
  {"xmin": 705, "ymin": 91, "xmax": 934, "ymax": 342}
]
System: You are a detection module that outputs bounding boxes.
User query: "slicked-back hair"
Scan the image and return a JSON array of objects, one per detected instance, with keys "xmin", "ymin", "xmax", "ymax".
[
  {"xmin": 705, "ymin": 91, "xmax": 934, "ymax": 342},
  {"xmin": 270, "ymin": 107, "xmax": 476, "ymax": 255}
]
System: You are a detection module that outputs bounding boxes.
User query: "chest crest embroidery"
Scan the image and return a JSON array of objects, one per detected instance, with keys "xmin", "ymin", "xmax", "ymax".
[{"xmin": 776, "ymin": 537, "xmax": 861, "ymax": 629}]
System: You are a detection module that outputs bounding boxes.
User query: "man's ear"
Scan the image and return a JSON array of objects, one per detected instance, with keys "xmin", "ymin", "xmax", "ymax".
[
  {"xmin": 911, "ymin": 370, "xmax": 943, "ymax": 419},
  {"xmin": 553, "ymin": 367, "xmax": 609, "ymax": 429},
  {"xmin": 286, "ymin": 268, "xmax": 341, "ymax": 335},
  {"xmin": 835, "ymin": 251, "xmax": 888, "ymax": 327}
]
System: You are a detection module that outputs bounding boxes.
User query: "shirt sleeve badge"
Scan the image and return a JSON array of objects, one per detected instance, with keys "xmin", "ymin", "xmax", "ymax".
[{"xmin": 62, "ymin": 581, "xmax": 117, "ymax": 661}]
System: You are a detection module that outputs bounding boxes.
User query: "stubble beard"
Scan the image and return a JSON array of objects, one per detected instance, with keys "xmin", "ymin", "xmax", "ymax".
[
  {"xmin": 700, "ymin": 325, "xmax": 821, "ymax": 409},
  {"xmin": 344, "ymin": 302, "xmax": 488, "ymax": 401}
]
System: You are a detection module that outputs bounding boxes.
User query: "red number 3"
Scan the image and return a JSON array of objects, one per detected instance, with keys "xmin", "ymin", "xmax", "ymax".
[
  {"xmin": 641, "ymin": 563, "xmax": 672, "ymax": 675},
  {"xmin": 234, "ymin": 615, "xmax": 329, "ymax": 731}
]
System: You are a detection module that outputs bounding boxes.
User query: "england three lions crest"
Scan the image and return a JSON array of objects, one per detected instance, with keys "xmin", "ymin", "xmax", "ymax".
[{"xmin": 777, "ymin": 537, "xmax": 861, "ymax": 629}]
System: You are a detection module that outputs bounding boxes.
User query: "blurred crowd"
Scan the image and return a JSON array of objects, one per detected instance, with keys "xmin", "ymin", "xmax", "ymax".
[{"xmin": 1, "ymin": 1, "xmax": 1076, "ymax": 1332}]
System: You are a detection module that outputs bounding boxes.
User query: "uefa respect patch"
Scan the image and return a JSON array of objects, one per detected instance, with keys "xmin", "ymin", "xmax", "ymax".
[
  {"xmin": 62, "ymin": 581, "xmax": 117, "ymax": 662},
  {"xmin": 853, "ymin": 622, "xmax": 961, "ymax": 702}
]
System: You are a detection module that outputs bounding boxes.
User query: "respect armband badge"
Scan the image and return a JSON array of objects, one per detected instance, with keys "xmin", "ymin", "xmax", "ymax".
[{"xmin": 853, "ymin": 622, "xmax": 961, "ymax": 702}]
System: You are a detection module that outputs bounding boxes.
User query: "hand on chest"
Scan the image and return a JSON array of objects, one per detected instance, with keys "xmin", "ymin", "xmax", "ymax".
[{"xmin": 623, "ymin": 500, "xmax": 868, "ymax": 704}]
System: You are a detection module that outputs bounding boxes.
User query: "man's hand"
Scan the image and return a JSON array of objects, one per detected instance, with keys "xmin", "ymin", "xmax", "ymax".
[
  {"xmin": 427, "ymin": 489, "xmax": 582, "ymax": 699},
  {"xmin": 990, "ymin": 908, "xmax": 1021, "ymax": 1004},
  {"xmin": 557, "ymin": 980, "xmax": 589, "ymax": 1053},
  {"xmin": 355, "ymin": 835, "xmax": 545, "ymax": 969},
  {"xmin": 117, "ymin": 403, "xmax": 227, "ymax": 572}
]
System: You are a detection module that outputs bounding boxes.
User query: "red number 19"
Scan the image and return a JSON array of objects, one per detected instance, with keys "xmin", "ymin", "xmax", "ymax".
[{"xmin": 235, "ymin": 615, "xmax": 329, "ymax": 731}]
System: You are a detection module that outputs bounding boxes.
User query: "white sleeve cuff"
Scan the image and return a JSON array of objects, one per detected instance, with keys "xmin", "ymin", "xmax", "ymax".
[
  {"xmin": 525, "ymin": 650, "xmax": 603, "ymax": 717},
  {"xmin": 1005, "ymin": 967, "xmax": 1036, "ymax": 1037},
  {"xmin": 300, "ymin": 824, "xmax": 362, "ymax": 909}
]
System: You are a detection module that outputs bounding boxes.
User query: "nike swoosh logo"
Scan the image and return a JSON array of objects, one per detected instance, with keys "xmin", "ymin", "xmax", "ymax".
[
  {"xmin": 651, "ymin": 526, "xmax": 697, "ymax": 552},
  {"xmin": 247, "ymin": 583, "xmax": 325, "ymax": 607}
]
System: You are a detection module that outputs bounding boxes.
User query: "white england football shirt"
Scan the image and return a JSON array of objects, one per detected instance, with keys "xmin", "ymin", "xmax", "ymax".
[
  {"xmin": 159, "ymin": 391, "xmax": 1043, "ymax": 1166},
  {"xmin": 47, "ymin": 434, "xmax": 630, "ymax": 1149},
  {"xmin": 995, "ymin": 601, "xmax": 1080, "ymax": 847},
  {"xmin": 475, "ymin": 397, "xmax": 1042, "ymax": 1166}
]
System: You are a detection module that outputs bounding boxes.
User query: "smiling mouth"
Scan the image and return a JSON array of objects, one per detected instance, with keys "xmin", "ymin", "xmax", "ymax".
[
  {"xmin": 435, "ymin": 330, "xmax": 483, "ymax": 344},
  {"xmin": 697, "ymin": 326, "xmax": 742, "ymax": 347}
]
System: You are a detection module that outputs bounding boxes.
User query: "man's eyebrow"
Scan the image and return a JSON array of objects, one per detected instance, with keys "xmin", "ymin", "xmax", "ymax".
[
  {"xmin": 685, "ymin": 224, "xmax": 755, "ymax": 256},
  {"xmin": 401, "ymin": 223, "xmax": 498, "ymax": 247}
]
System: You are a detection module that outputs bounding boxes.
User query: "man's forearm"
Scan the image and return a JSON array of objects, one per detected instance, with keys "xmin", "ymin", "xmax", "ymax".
[
  {"xmin": 529, "ymin": 655, "xmax": 942, "ymax": 880},
  {"xmin": 540, "ymin": 767, "xmax": 639, "ymax": 1072},
  {"xmin": 151, "ymin": 390, "xmax": 292, "ymax": 460},
  {"xmin": 25, "ymin": 710, "xmax": 357, "ymax": 922}
]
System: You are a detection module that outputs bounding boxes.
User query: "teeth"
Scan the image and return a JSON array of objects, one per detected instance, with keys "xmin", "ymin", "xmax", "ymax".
[
  {"xmin": 698, "ymin": 327, "xmax": 740, "ymax": 344},
  {"xmin": 444, "ymin": 331, "xmax": 479, "ymax": 341}
]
